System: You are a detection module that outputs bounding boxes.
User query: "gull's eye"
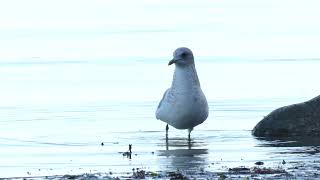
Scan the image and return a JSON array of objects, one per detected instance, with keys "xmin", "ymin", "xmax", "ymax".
[{"xmin": 181, "ymin": 52, "xmax": 187, "ymax": 58}]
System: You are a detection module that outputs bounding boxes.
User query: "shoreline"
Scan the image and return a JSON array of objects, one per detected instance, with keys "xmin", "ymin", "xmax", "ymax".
[{"xmin": 3, "ymin": 159, "xmax": 320, "ymax": 180}]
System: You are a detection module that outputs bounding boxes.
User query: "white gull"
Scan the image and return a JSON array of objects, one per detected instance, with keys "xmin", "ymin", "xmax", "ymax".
[{"xmin": 156, "ymin": 47, "xmax": 209, "ymax": 140}]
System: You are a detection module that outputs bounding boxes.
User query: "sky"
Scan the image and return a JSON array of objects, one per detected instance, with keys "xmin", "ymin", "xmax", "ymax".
[{"xmin": 0, "ymin": 0, "xmax": 320, "ymax": 59}]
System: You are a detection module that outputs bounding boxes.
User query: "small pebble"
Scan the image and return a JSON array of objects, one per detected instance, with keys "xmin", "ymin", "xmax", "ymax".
[{"xmin": 255, "ymin": 161, "xmax": 264, "ymax": 165}]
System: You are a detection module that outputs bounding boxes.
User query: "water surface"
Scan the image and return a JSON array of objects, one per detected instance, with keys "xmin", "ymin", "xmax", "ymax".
[{"xmin": 0, "ymin": 58, "xmax": 320, "ymax": 178}]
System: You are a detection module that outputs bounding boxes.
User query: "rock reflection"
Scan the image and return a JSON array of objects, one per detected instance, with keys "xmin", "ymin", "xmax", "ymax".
[
  {"xmin": 255, "ymin": 136, "xmax": 320, "ymax": 156},
  {"xmin": 255, "ymin": 136, "xmax": 320, "ymax": 147}
]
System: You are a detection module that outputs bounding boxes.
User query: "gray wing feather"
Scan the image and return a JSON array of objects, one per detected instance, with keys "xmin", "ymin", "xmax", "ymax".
[{"xmin": 157, "ymin": 89, "xmax": 170, "ymax": 110}]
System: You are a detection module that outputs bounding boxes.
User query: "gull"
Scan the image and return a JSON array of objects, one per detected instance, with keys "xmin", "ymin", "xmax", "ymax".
[{"xmin": 156, "ymin": 47, "xmax": 209, "ymax": 140}]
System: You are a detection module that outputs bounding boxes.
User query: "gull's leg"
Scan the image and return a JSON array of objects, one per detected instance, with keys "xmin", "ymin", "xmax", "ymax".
[
  {"xmin": 166, "ymin": 124, "xmax": 169, "ymax": 140},
  {"xmin": 165, "ymin": 124, "xmax": 169, "ymax": 150},
  {"xmin": 188, "ymin": 127, "xmax": 193, "ymax": 141}
]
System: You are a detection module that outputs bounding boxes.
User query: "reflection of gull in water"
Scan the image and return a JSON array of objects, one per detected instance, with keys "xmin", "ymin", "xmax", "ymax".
[
  {"xmin": 158, "ymin": 137, "xmax": 208, "ymax": 171},
  {"xmin": 165, "ymin": 137, "xmax": 193, "ymax": 150},
  {"xmin": 156, "ymin": 47, "xmax": 209, "ymax": 140}
]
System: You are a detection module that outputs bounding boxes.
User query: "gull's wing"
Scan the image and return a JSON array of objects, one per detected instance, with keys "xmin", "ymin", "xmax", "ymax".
[
  {"xmin": 157, "ymin": 89, "xmax": 170, "ymax": 110},
  {"xmin": 156, "ymin": 88, "xmax": 171, "ymax": 120}
]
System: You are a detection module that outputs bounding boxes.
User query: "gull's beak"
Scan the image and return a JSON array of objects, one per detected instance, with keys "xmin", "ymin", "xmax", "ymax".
[
  {"xmin": 168, "ymin": 58, "xmax": 176, "ymax": 66},
  {"xmin": 168, "ymin": 58, "xmax": 182, "ymax": 65}
]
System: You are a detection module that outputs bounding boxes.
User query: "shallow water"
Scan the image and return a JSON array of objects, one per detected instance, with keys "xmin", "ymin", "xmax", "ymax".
[{"xmin": 0, "ymin": 59, "xmax": 320, "ymax": 178}]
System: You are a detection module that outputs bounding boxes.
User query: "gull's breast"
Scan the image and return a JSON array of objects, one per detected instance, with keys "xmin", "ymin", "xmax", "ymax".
[{"xmin": 164, "ymin": 86, "xmax": 208, "ymax": 129}]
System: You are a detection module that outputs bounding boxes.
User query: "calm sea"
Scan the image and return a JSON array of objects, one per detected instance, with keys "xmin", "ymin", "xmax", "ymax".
[{"xmin": 0, "ymin": 57, "xmax": 320, "ymax": 177}]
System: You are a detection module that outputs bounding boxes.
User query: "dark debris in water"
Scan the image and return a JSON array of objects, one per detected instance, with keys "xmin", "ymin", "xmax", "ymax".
[
  {"xmin": 228, "ymin": 166, "xmax": 251, "ymax": 174},
  {"xmin": 130, "ymin": 169, "xmax": 187, "ymax": 179},
  {"xmin": 114, "ymin": 166, "xmax": 287, "ymax": 179},
  {"xmin": 18, "ymin": 173, "xmax": 113, "ymax": 180},
  {"xmin": 167, "ymin": 171, "xmax": 187, "ymax": 180},
  {"xmin": 229, "ymin": 166, "xmax": 287, "ymax": 175},
  {"xmin": 132, "ymin": 169, "xmax": 145, "ymax": 179},
  {"xmin": 252, "ymin": 167, "xmax": 287, "ymax": 174},
  {"xmin": 61, "ymin": 173, "xmax": 112, "ymax": 180}
]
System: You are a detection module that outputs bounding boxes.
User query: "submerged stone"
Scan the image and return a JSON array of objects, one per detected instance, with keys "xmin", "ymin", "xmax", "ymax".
[{"xmin": 252, "ymin": 95, "xmax": 320, "ymax": 137}]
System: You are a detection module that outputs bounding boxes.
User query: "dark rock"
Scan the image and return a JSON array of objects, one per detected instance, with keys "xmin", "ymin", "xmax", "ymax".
[{"xmin": 252, "ymin": 95, "xmax": 320, "ymax": 137}]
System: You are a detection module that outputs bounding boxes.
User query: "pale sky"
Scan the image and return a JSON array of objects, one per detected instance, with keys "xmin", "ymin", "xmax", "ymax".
[{"xmin": 0, "ymin": 0, "xmax": 320, "ymax": 59}]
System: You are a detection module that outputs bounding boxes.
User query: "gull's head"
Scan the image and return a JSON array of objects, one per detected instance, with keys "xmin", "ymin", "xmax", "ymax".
[{"xmin": 168, "ymin": 47, "xmax": 194, "ymax": 66}]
